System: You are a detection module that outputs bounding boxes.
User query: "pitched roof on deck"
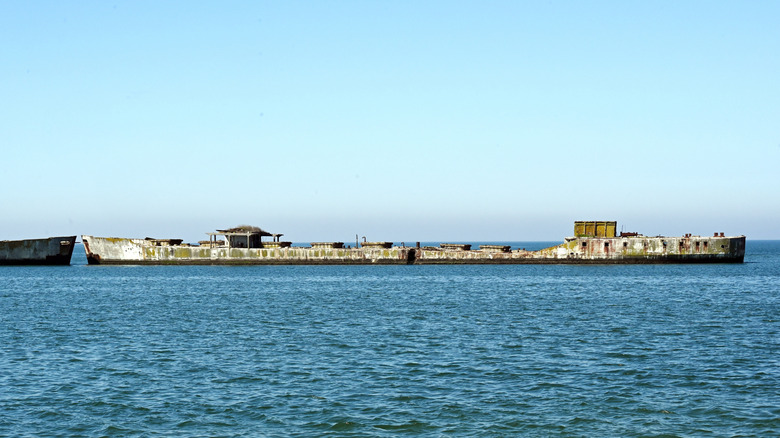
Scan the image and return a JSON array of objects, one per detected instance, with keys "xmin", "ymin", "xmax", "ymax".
[{"xmin": 216, "ymin": 225, "xmax": 273, "ymax": 236}]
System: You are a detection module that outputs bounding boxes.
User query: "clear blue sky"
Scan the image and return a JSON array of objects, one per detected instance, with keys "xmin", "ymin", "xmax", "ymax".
[{"xmin": 2, "ymin": 1, "xmax": 778, "ymax": 242}]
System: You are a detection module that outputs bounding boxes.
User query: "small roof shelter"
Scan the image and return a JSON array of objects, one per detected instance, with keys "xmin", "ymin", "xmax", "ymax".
[{"xmin": 206, "ymin": 225, "xmax": 280, "ymax": 249}]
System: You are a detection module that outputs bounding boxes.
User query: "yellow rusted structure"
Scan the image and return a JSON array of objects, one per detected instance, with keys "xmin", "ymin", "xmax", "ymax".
[{"xmin": 574, "ymin": 221, "xmax": 617, "ymax": 238}]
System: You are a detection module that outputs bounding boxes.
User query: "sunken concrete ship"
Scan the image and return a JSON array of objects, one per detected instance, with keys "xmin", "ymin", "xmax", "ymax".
[
  {"xmin": 81, "ymin": 222, "xmax": 745, "ymax": 265},
  {"xmin": 0, "ymin": 236, "xmax": 77, "ymax": 265}
]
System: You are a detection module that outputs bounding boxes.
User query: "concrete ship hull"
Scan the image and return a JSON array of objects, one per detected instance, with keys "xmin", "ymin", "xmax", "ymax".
[
  {"xmin": 0, "ymin": 236, "xmax": 77, "ymax": 265},
  {"xmin": 81, "ymin": 234, "xmax": 745, "ymax": 265},
  {"xmin": 417, "ymin": 235, "xmax": 745, "ymax": 264}
]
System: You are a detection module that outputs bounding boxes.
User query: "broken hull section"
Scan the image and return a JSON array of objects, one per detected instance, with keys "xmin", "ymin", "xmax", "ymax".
[
  {"xmin": 0, "ymin": 236, "xmax": 77, "ymax": 265},
  {"xmin": 416, "ymin": 236, "xmax": 745, "ymax": 264},
  {"xmin": 81, "ymin": 234, "xmax": 745, "ymax": 265},
  {"xmin": 82, "ymin": 235, "xmax": 414, "ymax": 265}
]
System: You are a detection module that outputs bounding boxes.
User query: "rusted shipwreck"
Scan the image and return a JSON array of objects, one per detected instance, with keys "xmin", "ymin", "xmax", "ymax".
[
  {"xmin": 0, "ymin": 236, "xmax": 77, "ymax": 265},
  {"xmin": 81, "ymin": 222, "xmax": 745, "ymax": 265}
]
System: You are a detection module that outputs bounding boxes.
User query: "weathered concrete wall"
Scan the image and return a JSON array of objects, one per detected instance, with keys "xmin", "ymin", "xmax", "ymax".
[
  {"xmin": 537, "ymin": 236, "xmax": 746, "ymax": 261},
  {"xmin": 81, "ymin": 234, "xmax": 746, "ymax": 265},
  {"xmin": 82, "ymin": 236, "xmax": 413, "ymax": 265},
  {"xmin": 0, "ymin": 236, "xmax": 76, "ymax": 265},
  {"xmin": 383, "ymin": 235, "xmax": 744, "ymax": 264}
]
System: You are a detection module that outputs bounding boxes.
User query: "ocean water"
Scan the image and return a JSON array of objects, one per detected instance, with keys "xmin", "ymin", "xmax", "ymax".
[{"xmin": 1, "ymin": 242, "xmax": 778, "ymax": 437}]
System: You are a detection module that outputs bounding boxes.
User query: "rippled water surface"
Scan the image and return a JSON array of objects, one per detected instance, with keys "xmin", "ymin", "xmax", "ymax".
[{"xmin": 1, "ymin": 242, "xmax": 778, "ymax": 436}]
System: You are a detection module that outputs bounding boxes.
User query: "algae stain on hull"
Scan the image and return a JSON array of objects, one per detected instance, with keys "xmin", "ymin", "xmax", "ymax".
[{"xmin": 79, "ymin": 222, "xmax": 746, "ymax": 265}]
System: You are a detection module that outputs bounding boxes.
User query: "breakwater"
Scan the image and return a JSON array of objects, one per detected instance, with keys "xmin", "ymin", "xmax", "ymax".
[{"xmin": 81, "ymin": 233, "xmax": 745, "ymax": 265}]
